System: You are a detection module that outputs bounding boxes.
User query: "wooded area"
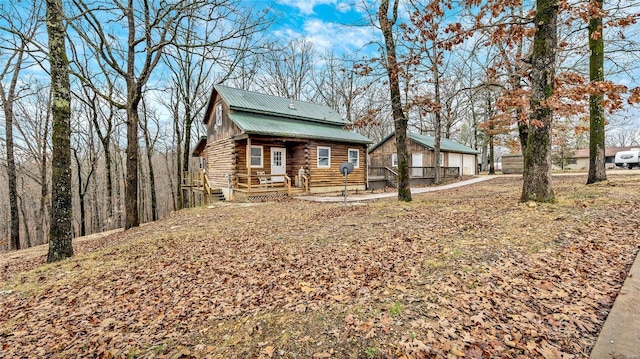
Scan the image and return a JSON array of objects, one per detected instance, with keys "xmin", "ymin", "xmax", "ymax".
[{"xmin": 1, "ymin": 0, "xmax": 639, "ymax": 254}]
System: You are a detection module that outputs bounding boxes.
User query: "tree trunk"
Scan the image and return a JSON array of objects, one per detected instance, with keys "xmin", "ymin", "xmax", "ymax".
[
  {"xmin": 517, "ymin": 109, "xmax": 528, "ymax": 156},
  {"xmin": 92, "ymin": 173, "xmax": 100, "ymax": 233},
  {"xmin": 489, "ymin": 133, "xmax": 496, "ymax": 175},
  {"xmin": 37, "ymin": 117, "xmax": 50, "ymax": 245},
  {"xmin": 513, "ymin": 22, "xmax": 529, "ymax": 156},
  {"xmin": 433, "ymin": 46, "xmax": 442, "ymax": 184},
  {"xmin": 114, "ymin": 151, "xmax": 123, "ymax": 228},
  {"xmin": 124, "ymin": 0, "xmax": 141, "ymax": 229},
  {"xmin": 174, "ymin": 106, "xmax": 184, "ymax": 210},
  {"xmin": 74, "ymin": 149, "xmax": 86, "ymax": 237},
  {"xmin": 164, "ymin": 150, "xmax": 178, "ymax": 212},
  {"xmin": 586, "ymin": 0, "xmax": 607, "ymax": 184},
  {"xmin": 521, "ymin": 0, "xmax": 557, "ymax": 203},
  {"xmin": 37, "ymin": 171, "xmax": 47, "ymax": 245},
  {"xmin": 379, "ymin": 0, "xmax": 411, "ymax": 202},
  {"xmin": 102, "ymin": 138, "xmax": 114, "ymax": 229},
  {"xmin": 3, "ymin": 98, "xmax": 20, "ymax": 250},
  {"xmin": 138, "ymin": 155, "xmax": 147, "ymax": 222},
  {"xmin": 18, "ymin": 180, "xmax": 31, "ymax": 248},
  {"xmin": 143, "ymin": 123, "xmax": 158, "ymax": 222},
  {"xmin": 125, "ymin": 105, "xmax": 140, "ymax": 229},
  {"xmin": 47, "ymin": 0, "xmax": 74, "ymax": 262},
  {"xmin": 487, "ymin": 98, "xmax": 496, "ymax": 175}
]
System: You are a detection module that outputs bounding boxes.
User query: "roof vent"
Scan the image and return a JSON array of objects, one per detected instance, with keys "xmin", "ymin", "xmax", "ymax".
[{"xmin": 289, "ymin": 99, "xmax": 295, "ymax": 110}]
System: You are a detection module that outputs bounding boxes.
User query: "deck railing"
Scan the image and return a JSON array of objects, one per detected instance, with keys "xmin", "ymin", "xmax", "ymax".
[
  {"xmin": 184, "ymin": 170, "xmax": 309, "ymax": 195},
  {"xmin": 182, "ymin": 171, "xmax": 207, "ymax": 188},
  {"xmin": 236, "ymin": 172, "xmax": 289, "ymax": 190},
  {"xmin": 407, "ymin": 166, "xmax": 460, "ymax": 179},
  {"xmin": 369, "ymin": 166, "xmax": 460, "ymax": 185}
]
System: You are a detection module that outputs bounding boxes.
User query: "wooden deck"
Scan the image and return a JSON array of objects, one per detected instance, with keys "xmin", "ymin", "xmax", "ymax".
[{"xmin": 182, "ymin": 171, "xmax": 310, "ymax": 202}]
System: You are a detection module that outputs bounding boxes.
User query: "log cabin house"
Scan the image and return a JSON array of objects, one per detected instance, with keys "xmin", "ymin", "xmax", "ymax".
[
  {"xmin": 187, "ymin": 84, "xmax": 373, "ymax": 201},
  {"xmin": 368, "ymin": 132, "xmax": 479, "ymax": 188}
]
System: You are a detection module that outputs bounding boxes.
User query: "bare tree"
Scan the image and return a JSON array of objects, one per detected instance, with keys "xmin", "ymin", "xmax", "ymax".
[
  {"xmin": 606, "ymin": 128, "xmax": 640, "ymax": 147},
  {"xmin": 71, "ymin": 114, "xmax": 99, "ymax": 237},
  {"xmin": 46, "ymin": 0, "xmax": 74, "ymax": 262},
  {"xmin": 139, "ymin": 102, "xmax": 160, "ymax": 222},
  {"xmin": 0, "ymin": 1, "xmax": 41, "ymax": 250},
  {"xmin": 14, "ymin": 83, "xmax": 52, "ymax": 246},
  {"xmin": 160, "ymin": 5, "xmax": 271, "ymax": 209},
  {"xmin": 379, "ymin": 0, "xmax": 411, "ymax": 201},
  {"xmin": 73, "ymin": 83, "xmax": 120, "ymax": 230},
  {"xmin": 259, "ymin": 38, "xmax": 316, "ymax": 101},
  {"xmin": 521, "ymin": 0, "xmax": 557, "ymax": 203},
  {"xmin": 69, "ymin": 0, "xmax": 194, "ymax": 229},
  {"xmin": 586, "ymin": 0, "xmax": 607, "ymax": 184}
]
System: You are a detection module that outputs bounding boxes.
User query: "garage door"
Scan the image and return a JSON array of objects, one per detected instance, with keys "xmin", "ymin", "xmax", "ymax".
[
  {"xmin": 462, "ymin": 154, "xmax": 476, "ymax": 175},
  {"xmin": 448, "ymin": 153, "xmax": 462, "ymax": 176}
]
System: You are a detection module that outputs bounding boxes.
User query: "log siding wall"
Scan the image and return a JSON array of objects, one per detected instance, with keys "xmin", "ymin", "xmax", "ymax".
[
  {"xmin": 307, "ymin": 140, "xmax": 367, "ymax": 188},
  {"xmin": 233, "ymin": 138, "xmax": 367, "ymax": 190},
  {"xmin": 206, "ymin": 138, "xmax": 235, "ymax": 188},
  {"xmin": 369, "ymin": 135, "xmax": 441, "ymax": 168}
]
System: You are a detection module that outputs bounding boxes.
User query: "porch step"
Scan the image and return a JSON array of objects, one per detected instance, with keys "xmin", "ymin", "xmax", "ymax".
[{"xmin": 209, "ymin": 188, "xmax": 225, "ymax": 202}]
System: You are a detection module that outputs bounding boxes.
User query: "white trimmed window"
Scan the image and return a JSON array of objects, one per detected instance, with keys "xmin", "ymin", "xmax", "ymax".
[
  {"xmin": 440, "ymin": 152, "xmax": 445, "ymax": 166},
  {"xmin": 317, "ymin": 146, "xmax": 331, "ymax": 168},
  {"xmin": 391, "ymin": 153, "xmax": 398, "ymax": 167},
  {"xmin": 250, "ymin": 145, "xmax": 263, "ymax": 167},
  {"xmin": 215, "ymin": 103, "xmax": 223, "ymax": 128},
  {"xmin": 348, "ymin": 148, "xmax": 360, "ymax": 168}
]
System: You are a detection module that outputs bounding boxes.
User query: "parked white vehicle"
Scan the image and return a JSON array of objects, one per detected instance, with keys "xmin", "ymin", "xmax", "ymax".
[{"xmin": 614, "ymin": 148, "xmax": 640, "ymax": 168}]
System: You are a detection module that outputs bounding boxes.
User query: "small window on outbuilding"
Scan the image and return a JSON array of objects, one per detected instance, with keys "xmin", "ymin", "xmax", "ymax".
[
  {"xmin": 317, "ymin": 146, "xmax": 331, "ymax": 168},
  {"xmin": 348, "ymin": 149, "xmax": 360, "ymax": 168},
  {"xmin": 250, "ymin": 145, "xmax": 263, "ymax": 168},
  {"xmin": 215, "ymin": 103, "xmax": 223, "ymax": 128},
  {"xmin": 391, "ymin": 153, "xmax": 398, "ymax": 167}
]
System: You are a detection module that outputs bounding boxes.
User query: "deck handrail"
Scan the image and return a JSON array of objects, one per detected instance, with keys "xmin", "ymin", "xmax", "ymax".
[
  {"xmin": 236, "ymin": 171, "xmax": 290, "ymax": 189},
  {"xmin": 202, "ymin": 172, "xmax": 212, "ymax": 194},
  {"xmin": 285, "ymin": 175, "xmax": 291, "ymax": 195}
]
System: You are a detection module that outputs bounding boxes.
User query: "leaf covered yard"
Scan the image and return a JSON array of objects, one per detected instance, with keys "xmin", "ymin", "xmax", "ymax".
[{"xmin": 1, "ymin": 174, "xmax": 639, "ymax": 358}]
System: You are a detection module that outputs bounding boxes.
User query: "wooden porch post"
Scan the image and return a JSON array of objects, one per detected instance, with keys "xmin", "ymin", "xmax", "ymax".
[{"xmin": 247, "ymin": 138, "xmax": 252, "ymax": 191}]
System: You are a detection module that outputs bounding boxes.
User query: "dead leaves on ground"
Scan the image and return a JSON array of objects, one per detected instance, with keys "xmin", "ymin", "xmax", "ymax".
[{"xmin": 1, "ymin": 174, "xmax": 639, "ymax": 358}]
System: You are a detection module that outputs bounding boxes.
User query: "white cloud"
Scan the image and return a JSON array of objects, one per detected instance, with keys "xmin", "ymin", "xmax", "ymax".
[
  {"xmin": 277, "ymin": 0, "xmax": 337, "ymax": 16},
  {"xmin": 302, "ymin": 18, "xmax": 378, "ymax": 54}
]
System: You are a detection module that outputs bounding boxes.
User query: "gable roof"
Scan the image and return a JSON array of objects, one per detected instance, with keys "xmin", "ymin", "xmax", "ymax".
[
  {"xmin": 192, "ymin": 136, "xmax": 207, "ymax": 157},
  {"xmin": 229, "ymin": 112, "xmax": 372, "ymax": 144},
  {"xmin": 204, "ymin": 84, "xmax": 372, "ymax": 144},
  {"xmin": 369, "ymin": 132, "xmax": 480, "ymax": 154},
  {"xmin": 213, "ymin": 84, "xmax": 346, "ymax": 126},
  {"xmin": 572, "ymin": 146, "xmax": 640, "ymax": 158},
  {"xmin": 409, "ymin": 133, "xmax": 480, "ymax": 154}
]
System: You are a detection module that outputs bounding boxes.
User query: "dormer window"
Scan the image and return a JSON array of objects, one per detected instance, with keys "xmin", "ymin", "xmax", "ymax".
[{"xmin": 215, "ymin": 103, "xmax": 222, "ymax": 128}]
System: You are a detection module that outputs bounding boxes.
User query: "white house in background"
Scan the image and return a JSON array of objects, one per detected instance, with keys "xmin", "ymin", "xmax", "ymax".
[{"xmin": 555, "ymin": 146, "xmax": 639, "ymax": 170}]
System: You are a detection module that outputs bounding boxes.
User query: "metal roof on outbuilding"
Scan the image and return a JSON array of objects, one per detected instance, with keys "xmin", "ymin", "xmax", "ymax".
[
  {"xmin": 408, "ymin": 133, "xmax": 480, "ymax": 154},
  {"xmin": 368, "ymin": 132, "xmax": 480, "ymax": 154}
]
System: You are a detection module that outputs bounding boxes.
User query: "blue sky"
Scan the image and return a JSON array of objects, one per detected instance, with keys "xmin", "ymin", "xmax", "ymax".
[{"xmin": 258, "ymin": 0, "xmax": 379, "ymax": 56}]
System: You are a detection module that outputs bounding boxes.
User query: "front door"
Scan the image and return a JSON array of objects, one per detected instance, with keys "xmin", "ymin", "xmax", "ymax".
[
  {"xmin": 412, "ymin": 153, "xmax": 423, "ymax": 177},
  {"xmin": 271, "ymin": 147, "xmax": 286, "ymax": 182}
]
